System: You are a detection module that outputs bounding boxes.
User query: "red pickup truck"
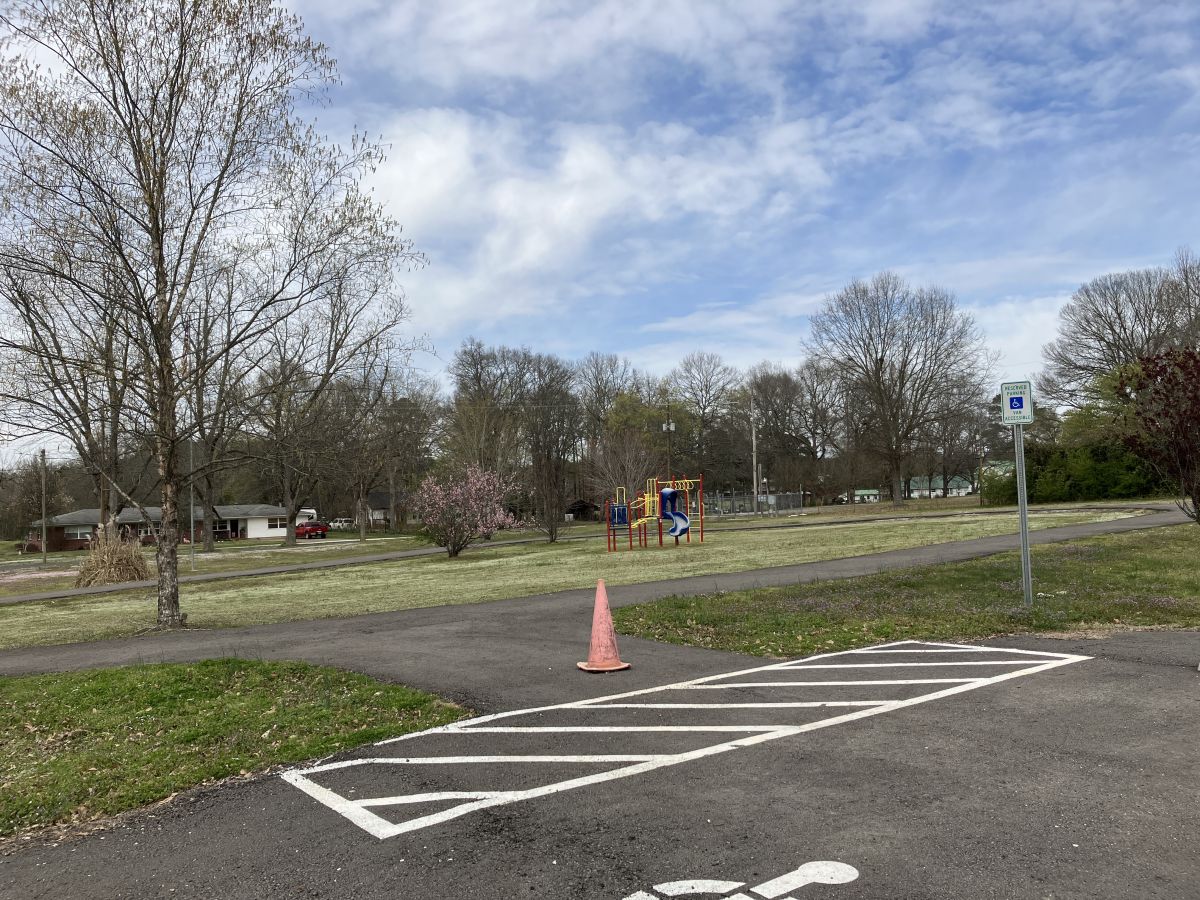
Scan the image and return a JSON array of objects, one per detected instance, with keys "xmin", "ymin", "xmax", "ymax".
[{"xmin": 295, "ymin": 520, "xmax": 329, "ymax": 539}]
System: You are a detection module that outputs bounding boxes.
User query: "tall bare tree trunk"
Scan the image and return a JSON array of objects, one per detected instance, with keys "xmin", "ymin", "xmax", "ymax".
[
  {"xmin": 389, "ymin": 466, "xmax": 400, "ymax": 531},
  {"xmin": 282, "ymin": 479, "xmax": 299, "ymax": 547},
  {"xmin": 155, "ymin": 433, "xmax": 183, "ymax": 626},
  {"xmin": 202, "ymin": 502, "xmax": 215, "ymax": 552}
]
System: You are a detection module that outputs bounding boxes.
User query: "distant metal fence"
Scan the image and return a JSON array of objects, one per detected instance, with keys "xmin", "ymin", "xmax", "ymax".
[{"xmin": 703, "ymin": 491, "xmax": 813, "ymax": 515}]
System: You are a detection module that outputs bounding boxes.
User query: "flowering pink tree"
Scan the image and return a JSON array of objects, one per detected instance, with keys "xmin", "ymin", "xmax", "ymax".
[{"xmin": 413, "ymin": 466, "xmax": 516, "ymax": 557}]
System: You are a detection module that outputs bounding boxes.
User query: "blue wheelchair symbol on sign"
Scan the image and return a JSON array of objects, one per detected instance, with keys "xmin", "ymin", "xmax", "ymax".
[{"xmin": 1009, "ymin": 397, "xmax": 1024, "ymax": 410}]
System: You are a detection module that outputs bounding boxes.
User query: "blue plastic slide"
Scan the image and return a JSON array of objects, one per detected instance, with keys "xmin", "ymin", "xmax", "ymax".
[
  {"xmin": 659, "ymin": 487, "xmax": 690, "ymax": 536},
  {"xmin": 666, "ymin": 511, "xmax": 690, "ymax": 537}
]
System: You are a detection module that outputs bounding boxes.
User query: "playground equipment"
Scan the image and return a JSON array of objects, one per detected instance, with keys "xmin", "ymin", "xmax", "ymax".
[{"xmin": 604, "ymin": 475, "xmax": 705, "ymax": 551}]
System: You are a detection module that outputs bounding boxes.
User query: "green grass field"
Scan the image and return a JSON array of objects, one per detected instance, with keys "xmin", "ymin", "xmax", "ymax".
[
  {"xmin": 0, "ymin": 509, "xmax": 1140, "ymax": 649},
  {"xmin": 0, "ymin": 659, "xmax": 467, "ymax": 839},
  {"xmin": 0, "ymin": 497, "xmax": 1144, "ymax": 593},
  {"xmin": 612, "ymin": 525, "xmax": 1200, "ymax": 657}
]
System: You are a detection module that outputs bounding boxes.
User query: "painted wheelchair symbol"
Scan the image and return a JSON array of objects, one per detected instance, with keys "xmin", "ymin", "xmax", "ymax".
[{"xmin": 621, "ymin": 861, "xmax": 859, "ymax": 899}]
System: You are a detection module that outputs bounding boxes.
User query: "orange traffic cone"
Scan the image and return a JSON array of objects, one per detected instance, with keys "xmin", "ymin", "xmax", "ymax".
[{"xmin": 577, "ymin": 579, "xmax": 631, "ymax": 673}]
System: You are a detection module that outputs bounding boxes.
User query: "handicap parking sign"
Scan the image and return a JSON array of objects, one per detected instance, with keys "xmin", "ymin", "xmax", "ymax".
[{"xmin": 1001, "ymin": 381, "xmax": 1033, "ymax": 424}]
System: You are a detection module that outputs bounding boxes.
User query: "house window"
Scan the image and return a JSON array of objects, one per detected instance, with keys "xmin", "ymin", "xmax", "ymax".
[
  {"xmin": 64, "ymin": 526, "xmax": 93, "ymax": 541},
  {"xmin": 267, "ymin": 517, "xmax": 287, "ymax": 529}
]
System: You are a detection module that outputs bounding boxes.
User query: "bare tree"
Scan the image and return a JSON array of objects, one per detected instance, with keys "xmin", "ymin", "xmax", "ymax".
[
  {"xmin": 584, "ymin": 427, "xmax": 658, "ymax": 505},
  {"xmin": 575, "ymin": 352, "xmax": 633, "ymax": 445},
  {"xmin": 326, "ymin": 368, "xmax": 399, "ymax": 543},
  {"xmin": 808, "ymin": 272, "xmax": 989, "ymax": 506},
  {"xmin": 1165, "ymin": 247, "xmax": 1200, "ymax": 351},
  {"xmin": 794, "ymin": 359, "xmax": 841, "ymax": 463},
  {"xmin": 251, "ymin": 292, "xmax": 408, "ymax": 546},
  {"xmin": 0, "ymin": 454, "xmax": 71, "ymax": 540},
  {"xmin": 182, "ymin": 271, "xmax": 256, "ymax": 552},
  {"xmin": 0, "ymin": 279, "xmax": 140, "ymax": 531},
  {"xmin": 1041, "ymin": 266, "xmax": 1199, "ymax": 408},
  {"xmin": 381, "ymin": 374, "xmax": 443, "ymax": 532},
  {"xmin": 671, "ymin": 351, "xmax": 739, "ymax": 471},
  {"xmin": 524, "ymin": 353, "xmax": 581, "ymax": 541},
  {"xmin": 0, "ymin": 0, "xmax": 418, "ymax": 624},
  {"xmin": 747, "ymin": 363, "xmax": 808, "ymax": 489},
  {"xmin": 445, "ymin": 339, "xmax": 531, "ymax": 478}
]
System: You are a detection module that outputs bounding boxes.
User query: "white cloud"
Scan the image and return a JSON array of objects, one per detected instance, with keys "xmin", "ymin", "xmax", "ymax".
[
  {"xmin": 967, "ymin": 295, "xmax": 1071, "ymax": 385},
  {"xmin": 281, "ymin": 0, "xmax": 1200, "ymax": 379},
  {"xmin": 372, "ymin": 107, "xmax": 834, "ymax": 345}
]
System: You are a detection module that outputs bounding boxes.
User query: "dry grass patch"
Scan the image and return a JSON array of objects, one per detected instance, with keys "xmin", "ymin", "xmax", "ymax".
[{"xmin": 0, "ymin": 509, "xmax": 1143, "ymax": 650}]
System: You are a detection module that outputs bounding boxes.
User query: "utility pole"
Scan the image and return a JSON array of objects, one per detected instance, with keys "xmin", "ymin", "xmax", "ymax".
[
  {"xmin": 189, "ymin": 439, "xmax": 196, "ymax": 571},
  {"xmin": 662, "ymin": 395, "xmax": 675, "ymax": 479},
  {"xmin": 750, "ymin": 396, "xmax": 758, "ymax": 515},
  {"xmin": 388, "ymin": 466, "xmax": 397, "ymax": 531},
  {"xmin": 40, "ymin": 448, "xmax": 47, "ymax": 565},
  {"xmin": 662, "ymin": 419, "xmax": 675, "ymax": 478},
  {"xmin": 978, "ymin": 450, "xmax": 985, "ymax": 508}
]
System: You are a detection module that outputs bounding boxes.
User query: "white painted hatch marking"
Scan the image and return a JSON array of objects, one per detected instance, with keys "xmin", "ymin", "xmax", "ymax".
[
  {"xmin": 621, "ymin": 859, "xmax": 862, "ymax": 899},
  {"xmin": 282, "ymin": 640, "xmax": 1088, "ymax": 839}
]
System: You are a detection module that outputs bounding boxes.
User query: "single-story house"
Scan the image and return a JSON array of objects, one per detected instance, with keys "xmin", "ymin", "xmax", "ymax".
[
  {"xmin": 364, "ymin": 491, "xmax": 407, "ymax": 527},
  {"xmin": 837, "ymin": 489, "xmax": 881, "ymax": 504},
  {"xmin": 566, "ymin": 499, "xmax": 600, "ymax": 522},
  {"xmin": 30, "ymin": 504, "xmax": 300, "ymax": 551},
  {"xmin": 909, "ymin": 475, "xmax": 973, "ymax": 498}
]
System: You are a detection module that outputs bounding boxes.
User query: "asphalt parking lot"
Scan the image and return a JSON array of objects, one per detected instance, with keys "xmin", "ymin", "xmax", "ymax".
[{"xmin": 3, "ymin": 629, "xmax": 1197, "ymax": 900}]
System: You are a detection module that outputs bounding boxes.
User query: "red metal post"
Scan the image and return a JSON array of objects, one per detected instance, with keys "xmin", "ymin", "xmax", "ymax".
[
  {"xmin": 628, "ymin": 499, "xmax": 634, "ymax": 550},
  {"xmin": 658, "ymin": 483, "xmax": 664, "ymax": 546},
  {"xmin": 684, "ymin": 486, "xmax": 691, "ymax": 543}
]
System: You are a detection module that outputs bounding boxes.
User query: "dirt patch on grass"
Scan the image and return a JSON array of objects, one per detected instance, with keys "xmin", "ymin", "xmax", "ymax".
[
  {"xmin": 0, "ymin": 570, "xmax": 73, "ymax": 585},
  {"xmin": 1034, "ymin": 623, "xmax": 1200, "ymax": 640}
]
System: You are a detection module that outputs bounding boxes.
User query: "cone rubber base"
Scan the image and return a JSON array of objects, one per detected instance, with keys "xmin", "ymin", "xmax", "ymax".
[{"xmin": 577, "ymin": 660, "xmax": 631, "ymax": 673}]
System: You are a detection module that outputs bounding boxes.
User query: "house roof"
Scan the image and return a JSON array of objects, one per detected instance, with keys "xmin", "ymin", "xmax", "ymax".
[
  {"xmin": 217, "ymin": 504, "xmax": 290, "ymax": 519},
  {"xmin": 35, "ymin": 504, "xmax": 289, "ymax": 527}
]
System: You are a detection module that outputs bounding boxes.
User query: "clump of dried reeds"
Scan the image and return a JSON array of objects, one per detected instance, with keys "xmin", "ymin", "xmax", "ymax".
[{"xmin": 75, "ymin": 532, "xmax": 151, "ymax": 587}]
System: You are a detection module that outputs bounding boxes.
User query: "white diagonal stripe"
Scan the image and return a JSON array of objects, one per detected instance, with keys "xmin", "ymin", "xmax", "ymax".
[{"xmin": 283, "ymin": 641, "xmax": 1090, "ymax": 839}]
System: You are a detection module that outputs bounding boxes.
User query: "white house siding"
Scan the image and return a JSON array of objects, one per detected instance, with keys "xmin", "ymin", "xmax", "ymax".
[{"xmin": 245, "ymin": 516, "xmax": 286, "ymax": 539}]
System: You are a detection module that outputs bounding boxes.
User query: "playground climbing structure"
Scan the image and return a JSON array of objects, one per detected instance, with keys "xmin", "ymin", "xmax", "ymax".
[{"xmin": 603, "ymin": 475, "xmax": 705, "ymax": 551}]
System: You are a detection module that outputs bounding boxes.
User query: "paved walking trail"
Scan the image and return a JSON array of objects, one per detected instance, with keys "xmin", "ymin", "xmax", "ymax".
[{"xmin": 0, "ymin": 506, "xmax": 1187, "ymax": 705}]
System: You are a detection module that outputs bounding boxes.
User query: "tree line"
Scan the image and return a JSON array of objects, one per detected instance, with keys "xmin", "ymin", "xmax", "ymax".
[
  {"xmin": 15, "ymin": 240, "xmax": 1198, "ymax": 577},
  {"xmin": 0, "ymin": 2, "xmax": 1197, "ymax": 635}
]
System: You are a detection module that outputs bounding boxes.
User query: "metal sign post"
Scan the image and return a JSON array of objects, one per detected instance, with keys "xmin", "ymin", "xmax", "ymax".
[{"xmin": 1001, "ymin": 381, "xmax": 1034, "ymax": 607}]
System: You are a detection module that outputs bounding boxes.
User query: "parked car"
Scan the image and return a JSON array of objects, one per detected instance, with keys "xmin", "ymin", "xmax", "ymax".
[
  {"xmin": 329, "ymin": 518, "xmax": 353, "ymax": 530},
  {"xmin": 295, "ymin": 520, "xmax": 329, "ymax": 539}
]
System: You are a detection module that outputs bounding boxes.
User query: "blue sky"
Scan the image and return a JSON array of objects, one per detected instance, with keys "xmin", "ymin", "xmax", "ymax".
[{"xmin": 291, "ymin": 1, "xmax": 1200, "ymax": 386}]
